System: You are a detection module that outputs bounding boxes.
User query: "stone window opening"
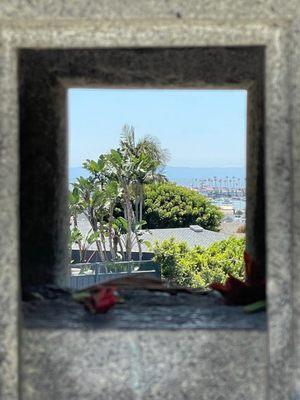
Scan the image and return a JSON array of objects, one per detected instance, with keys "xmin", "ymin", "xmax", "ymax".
[{"xmin": 20, "ymin": 47, "xmax": 265, "ymax": 329}]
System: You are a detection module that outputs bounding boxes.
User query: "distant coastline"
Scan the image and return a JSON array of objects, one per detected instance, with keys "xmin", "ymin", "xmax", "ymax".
[{"xmin": 69, "ymin": 165, "xmax": 246, "ymax": 185}]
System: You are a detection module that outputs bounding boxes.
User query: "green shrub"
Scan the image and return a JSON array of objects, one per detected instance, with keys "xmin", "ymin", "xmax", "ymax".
[
  {"xmin": 150, "ymin": 237, "xmax": 189, "ymax": 281},
  {"xmin": 143, "ymin": 182, "xmax": 223, "ymax": 231},
  {"xmin": 151, "ymin": 236, "xmax": 245, "ymax": 289}
]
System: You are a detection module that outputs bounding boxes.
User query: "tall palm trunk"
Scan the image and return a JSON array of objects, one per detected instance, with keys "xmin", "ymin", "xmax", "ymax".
[
  {"xmin": 135, "ymin": 232, "xmax": 143, "ymax": 261},
  {"xmin": 72, "ymin": 213, "xmax": 84, "ymax": 262},
  {"xmin": 89, "ymin": 213, "xmax": 106, "ymax": 263},
  {"xmin": 99, "ymin": 215, "xmax": 108, "ymax": 261},
  {"xmin": 137, "ymin": 184, "xmax": 144, "ymax": 261},
  {"xmin": 108, "ymin": 203, "xmax": 116, "ymax": 261},
  {"xmin": 135, "ymin": 184, "xmax": 140, "ymax": 223},
  {"xmin": 139, "ymin": 185, "xmax": 144, "ymax": 223},
  {"xmin": 117, "ymin": 236, "xmax": 125, "ymax": 260},
  {"xmin": 79, "ymin": 245, "xmax": 84, "ymax": 263},
  {"xmin": 100, "ymin": 229, "xmax": 108, "ymax": 261},
  {"xmin": 123, "ymin": 184, "xmax": 133, "ymax": 261}
]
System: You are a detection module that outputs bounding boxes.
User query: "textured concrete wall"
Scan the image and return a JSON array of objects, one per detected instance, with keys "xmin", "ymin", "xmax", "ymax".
[
  {"xmin": 290, "ymin": 16, "xmax": 300, "ymax": 398},
  {"xmin": 0, "ymin": 1, "xmax": 300, "ymax": 399},
  {"xmin": 22, "ymin": 292, "xmax": 266, "ymax": 400},
  {"xmin": 19, "ymin": 47, "xmax": 265, "ymax": 288},
  {"xmin": 22, "ymin": 329, "xmax": 267, "ymax": 400}
]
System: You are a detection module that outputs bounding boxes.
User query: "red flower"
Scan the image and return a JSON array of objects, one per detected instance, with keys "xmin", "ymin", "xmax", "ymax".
[
  {"xmin": 210, "ymin": 251, "xmax": 265, "ymax": 305},
  {"xmin": 73, "ymin": 286, "xmax": 118, "ymax": 314}
]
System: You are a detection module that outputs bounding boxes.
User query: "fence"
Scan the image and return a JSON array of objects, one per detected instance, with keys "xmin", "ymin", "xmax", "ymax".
[{"xmin": 68, "ymin": 260, "xmax": 160, "ymax": 290}]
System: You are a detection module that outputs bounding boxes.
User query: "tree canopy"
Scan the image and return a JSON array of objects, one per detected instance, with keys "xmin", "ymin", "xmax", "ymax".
[
  {"xmin": 69, "ymin": 125, "xmax": 168, "ymax": 262},
  {"xmin": 143, "ymin": 182, "xmax": 223, "ymax": 230}
]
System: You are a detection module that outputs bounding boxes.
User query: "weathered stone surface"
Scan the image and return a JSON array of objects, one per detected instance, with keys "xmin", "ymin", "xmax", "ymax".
[
  {"xmin": 19, "ymin": 47, "xmax": 265, "ymax": 288},
  {"xmin": 290, "ymin": 16, "xmax": 300, "ymax": 400},
  {"xmin": 0, "ymin": 0, "xmax": 298, "ymax": 20},
  {"xmin": 21, "ymin": 329, "xmax": 267, "ymax": 400},
  {"xmin": 22, "ymin": 290, "xmax": 266, "ymax": 330},
  {"xmin": 0, "ymin": 1, "xmax": 300, "ymax": 400},
  {"xmin": 21, "ymin": 292, "xmax": 267, "ymax": 399},
  {"xmin": 0, "ymin": 41, "xmax": 19, "ymax": 400}
]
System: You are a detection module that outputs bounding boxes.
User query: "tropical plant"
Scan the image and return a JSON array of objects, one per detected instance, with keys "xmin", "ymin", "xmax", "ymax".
[
  {"xmin": 70, "ymin": 177, "xmax": 108, "ymax": 262},
  {"xmin": 119, "ymin": 125, "xmax": 169, "ymax": 224},
  {"xmin": 69, "ymin": 227, "xmax": 100, "ymax": 263},
  {"xmin": 69, "ymin": 125, "xmax": 168, "ymax": 262}
]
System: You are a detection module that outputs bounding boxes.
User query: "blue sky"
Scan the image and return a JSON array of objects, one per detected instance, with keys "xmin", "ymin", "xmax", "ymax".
[{"xmin": 68, "ymin": 89, "xmax": 247, "ymax": 168}]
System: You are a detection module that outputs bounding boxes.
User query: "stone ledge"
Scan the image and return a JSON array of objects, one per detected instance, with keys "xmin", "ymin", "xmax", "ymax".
[{"xmin": 22, "ymin": 290, "xmax": 266, "ymax": 330}]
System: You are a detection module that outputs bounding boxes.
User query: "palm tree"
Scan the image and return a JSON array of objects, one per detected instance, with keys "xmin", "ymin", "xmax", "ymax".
[
  {"xmin": 71, "ymin": 177, "xmax": 108, "ymax": 262},
  {"xmin": 106, "ymin": 148, "xmax": 135, "ymax": 261},
  {"xmin": 70, "ymin": 125, "xmax": 170, "ymax": 263},
  {"xmin": 120, "ymin": 125, "xmax": 169, "ymax": 224}
]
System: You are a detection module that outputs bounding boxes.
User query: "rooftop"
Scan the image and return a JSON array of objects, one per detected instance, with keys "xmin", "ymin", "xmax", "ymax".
[
  {"xmin": 140, "ymin": 226, "xmax": 229, "ymax": 250},
  {"xmin": 72, "ymin": 215, "xmax": 229, "ymax": 253}
]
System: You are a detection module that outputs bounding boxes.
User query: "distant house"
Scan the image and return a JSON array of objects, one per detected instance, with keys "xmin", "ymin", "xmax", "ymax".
[{"xmin": 71, "ymin": 215, "xmax": 229, "ymax": 263}]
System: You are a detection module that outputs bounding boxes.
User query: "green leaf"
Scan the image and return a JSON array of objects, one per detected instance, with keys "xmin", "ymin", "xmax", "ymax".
[
  {"xmin": 243, "ymin": 301, "xmax": 266, "ymax": 314},
  {"xmin": 110, "ymin": 149, "xmax": 123, "ymax": 166},
  {"xmin": 144, "ymin": 240, "xmax": 152, "ymax": 250}
]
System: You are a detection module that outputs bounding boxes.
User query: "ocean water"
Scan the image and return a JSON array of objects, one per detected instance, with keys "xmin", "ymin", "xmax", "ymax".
[
  {"xmin": 69, "ymin": 166, "xmax": 246, "ymax": 212},
  {"xmin": 69, "ymin": 166, "xmax": 246, "ymax": 184}
]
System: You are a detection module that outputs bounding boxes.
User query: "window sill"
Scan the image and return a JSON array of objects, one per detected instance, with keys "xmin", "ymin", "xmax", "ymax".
[{"xmin": 22, "ymin": 289, "xmax": 266, "ymax": 330}]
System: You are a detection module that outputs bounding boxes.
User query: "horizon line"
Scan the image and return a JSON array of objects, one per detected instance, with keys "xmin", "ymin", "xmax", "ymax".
[{"xmin": 69, "ymin": 165, "xmax": 246, "ymax": 169}]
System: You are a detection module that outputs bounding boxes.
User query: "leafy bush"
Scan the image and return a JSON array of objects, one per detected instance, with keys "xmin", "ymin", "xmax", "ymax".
[
  {"xmin": 151, "ymin": 236, "xmax": 245, "ymax": 289},
  {"xmin": 143, "ymin": 182, "xmax": 223, "ymax": 230},
  {"xmin": 149, "ymin": 237, "xmax": 189, "ymax": 281}
]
